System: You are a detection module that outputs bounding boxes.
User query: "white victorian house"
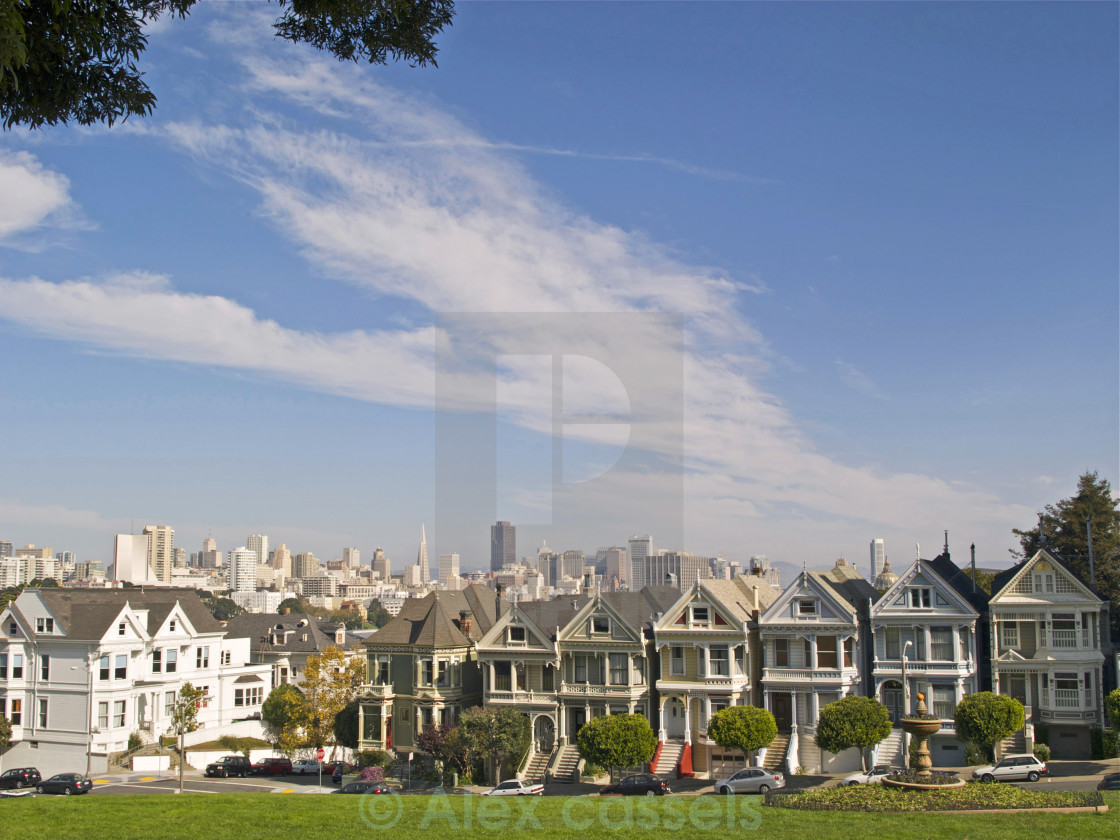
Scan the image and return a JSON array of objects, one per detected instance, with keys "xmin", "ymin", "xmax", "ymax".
[
  {"xmin": 758, "ymin": 559, "xmax": 876, "ymax": 774},
  {"xmin": 989, "ymin": 548, "xmax": 1108, "ymax": 759},
  {"xmin": 0, "ymin": 588, "xmax": 272, "ymax": 776}
]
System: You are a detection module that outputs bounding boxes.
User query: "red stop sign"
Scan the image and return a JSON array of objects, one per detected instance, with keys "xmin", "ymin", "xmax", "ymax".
[{"xmin": 317, "ymin": 748, "xmax": 325, "ymax": 761}]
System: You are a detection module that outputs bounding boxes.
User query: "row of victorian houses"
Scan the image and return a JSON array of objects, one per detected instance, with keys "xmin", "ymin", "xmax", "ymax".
[
  {"xmin": 353, "ymin": 547, "xmax": 1114, "ymax": 777},
  {"xmin": 0, "ymin": 546, "xmax": 1113, "ymax": 778}
]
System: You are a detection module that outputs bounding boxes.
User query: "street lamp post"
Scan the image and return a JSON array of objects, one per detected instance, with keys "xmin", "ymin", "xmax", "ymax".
[
  {"xmin": 71, "ymin": 655, "xmax": 97, "ymax": 776},
  {"xmin": 901, "ymin": 640, "xmax": 914, "ymax": 716}
]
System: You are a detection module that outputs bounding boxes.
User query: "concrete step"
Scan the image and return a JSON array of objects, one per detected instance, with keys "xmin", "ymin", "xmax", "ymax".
[{"xmin": 763, "ymin": 734, "xmax": 789, "ymax": 771}]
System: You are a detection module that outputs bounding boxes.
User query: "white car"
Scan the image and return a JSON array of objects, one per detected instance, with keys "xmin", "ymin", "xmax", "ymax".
[
  {"xmin": 972, "ymin": 754, "xmax": 1047, "ymax": 784},
  {"xmin": 481, "ymin": 779, "xmax": 544, "ymax": 796},
  {"xmin": 841, "ymin": 765, "xmax": 894, "ymax": 786},
  {"xmin": 291, "ymin": 760, "xmax": 324, "ymax": 775}
]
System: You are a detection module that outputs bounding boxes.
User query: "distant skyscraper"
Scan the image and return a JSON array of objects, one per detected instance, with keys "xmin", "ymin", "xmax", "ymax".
[
  {"xmin": 603, "ymin": 547, "xmax": 628, "ymax": 590},
  {"xmin": 491, "ymin": 521, "xmax": 516, "ymax": 572},
  {"xmin": 247, "ymin": 534, "xmax": 269, "ymax": 567},
  {"xmin": 870, "ymin": 539, "xmax": 885, "ymax": 581},
  {"xmin": 227, "ymin": 546, "xmax": 258, "ymax": 593},
  {"xmin": 417, "ymin": 524, "xmax": 430, "ymax": 583},
  {"xmin": 645, "ymin": 550, "xmax": 709, "ymax": 590},
  {"xmin": 371, "ymin": 547, "xmax": 390, "ymax": 581},
  {"xmin": 200, "ymin": 536, "xmax": 222, "ymax": 569},
  {"xmin": 143, "ymin": 525, "xmax": 174, "ymax": 583},
  {"xmin": 439, "ymin": 552, "xmax": 460, "ymax": 586},
  {"xmin": 292, "ymin": 552, "xmax": 319, "ymax": 579},
  {"xmin": 0, "ymin": 541, "xmax": 11, "ymax": 559},
  {"xmin": 342, "ymin": 547, "xmax": 361, "ymax": 572},
  {"xmin": 271, "ymin": 543, "xmax": 291, "ymax": 575},
  {"xmin": 113, "ymin": 533, "xmax": 153, "ymax": 584},
  {"xmin": 628, "ymin": 535, "xmax": 653, "ymax": 589}
]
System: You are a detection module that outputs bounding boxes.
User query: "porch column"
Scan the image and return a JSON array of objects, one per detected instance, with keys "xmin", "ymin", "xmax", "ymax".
[
  {"xmin": 809, "ymin": 691, "xmax": 819, "ymax": 726},
  {"xmin": 702, "ymin": 644, "xmax": 710, "ymax": 677},
  {"xmin": 701, "ymin": 696, "xmax": 711, "ymax": 732},
  {"xmin": 683, "ymin": 696, "xmax": 692, "ymax": 741},
  {"xmin": 627, "ymin": 701, "xmax": 635, "ymax": 714},
  {"xmin": 808, "ymin": 636, "xmax": 817, "ymax": 669},
  {"xmin": 922, "ymin": 626, "xmax": 932, "ymax": 661},
  {"xmin": 601, "ymin": 652, "xmax": 607, "ymax": 686},
  {"xmin": 658, "ymin": 695, "xmax": 668, "ymax": 741},
  {"xmin": 489, "ymin": 661, "xmax": 495, "ymax": 692}
]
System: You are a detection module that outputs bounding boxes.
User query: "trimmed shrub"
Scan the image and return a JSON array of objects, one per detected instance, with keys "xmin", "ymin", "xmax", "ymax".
[
  {"xmin": 128, "ymin": 732, "xmax": 143, "ymax": 752},
  {"xmin": 1032, "ymin": 743, "xmax": 1050, "ymax": 762},
  {"xmin": 1034, "ymin": 723, "xmax": 1049, "ymax": 745},
  {"xmin": 355, "ymin": 748, "xmax": 394, "ymax": 769},
  {"xmin": 1102, "ymin": 728, "xmax": 1119, "ymax": 759},
  {"xmin": 358, "ymin": 766, "xmax": 385, "ymax": 782},
  {"xmin": 964, "ymin": 742, "xmax": 986, "ymax": 766}
]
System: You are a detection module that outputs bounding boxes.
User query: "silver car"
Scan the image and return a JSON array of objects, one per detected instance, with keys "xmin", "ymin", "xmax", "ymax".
[
  {"xmin": 972, "ymin": 754, "xmax": 1047, "ymax": 783},
  {"xmin": 714, "ymin": 767, "xmax": 785, "ymax": 794}
]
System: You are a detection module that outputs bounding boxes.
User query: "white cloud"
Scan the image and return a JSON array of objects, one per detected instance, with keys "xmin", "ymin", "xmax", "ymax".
[
  {"xmin": 0, "ymin": 152, "xmax": 76, "ymax": 242},
  {"xmin": 835, "ymin": 359, "xmax": 889, "ymax": 401}
]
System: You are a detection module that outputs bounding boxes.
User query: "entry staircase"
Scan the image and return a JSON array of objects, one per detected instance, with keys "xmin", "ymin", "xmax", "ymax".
[
  {"xmin": 998, "ymin": 728, "xmax": 1026, "ymax": 759},
  {"xmin": 523, "ymin": 749, "xmax": 553, "ymax": 783},
  {"xmin": 653, "ymin": 741, "xmax": 684, "ymax": 777},
  {"xmin": 763, "ymin": 732, "xmax": 790, "ymax": 772},
  {"xmin": 550, "ymin": 744, "xmax": 580, "ymax": 783},
  {"xmin": 877, "ymin": 728, "xmax": 905, "ymax": 768}
]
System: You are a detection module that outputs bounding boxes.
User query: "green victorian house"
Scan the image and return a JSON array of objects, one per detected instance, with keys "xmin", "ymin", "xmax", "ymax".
[{"xmin": 357, "ymin": 585, "xmax": 505, "ymax": 753}]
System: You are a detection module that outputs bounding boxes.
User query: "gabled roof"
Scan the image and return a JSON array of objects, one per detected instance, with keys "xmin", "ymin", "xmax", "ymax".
[
  {"xmin": 13, "ymin": 587, "xmax": 222, "ymax": 641},
  {"xmin": 760, "ymin": 567, "xmax": 861, "ymax": 624},
  {"xmin": 367, "ymin": 584, "xmax": 508, "ymax": 648},
  {"xmin": 870, "ymin": 557, "xmax": 979, "ymax": 619},
  {"xmin": 224, "ymin": 613, "xmax": 357, "ymax": 653},
  {"xmin": 991, "ymin": 548, "xmax": 1102, "ymax": 603},
  {"xmin": 926, "ymin": 550, "xmax": 990, "ymax": 613}
]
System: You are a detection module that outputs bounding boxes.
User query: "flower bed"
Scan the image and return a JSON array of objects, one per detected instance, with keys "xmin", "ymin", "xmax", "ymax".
[
  {"xmin": 764, "ymin": 784, "xmax": 1105, "ymax": 813},
  {"xmin": 881, "ymin": 769, "xmax": 964, "ymax": 789}
]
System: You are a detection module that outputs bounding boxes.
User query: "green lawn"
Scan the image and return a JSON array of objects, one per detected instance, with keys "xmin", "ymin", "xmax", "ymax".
[{"xmin": 3, "ymin": 792, "xmax": 1115, "ymax": 840}]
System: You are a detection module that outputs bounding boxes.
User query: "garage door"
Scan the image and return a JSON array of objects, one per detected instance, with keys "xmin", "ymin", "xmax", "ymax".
[{"xmin": 1047, "ymin": 725, "xmax": 1090, "ymax": 760}]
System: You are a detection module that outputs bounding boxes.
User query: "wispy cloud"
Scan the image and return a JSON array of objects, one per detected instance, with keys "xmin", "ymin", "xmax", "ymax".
[
  {"xmin": 835, "ymin": 359, "xmax": 889, "ymax": 401},
  {"xmin": 0, "ymin": 151, "xmax": 82, "ymax": 244}
]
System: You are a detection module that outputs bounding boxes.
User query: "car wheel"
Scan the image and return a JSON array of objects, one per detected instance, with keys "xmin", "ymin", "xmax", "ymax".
[
  {"xmin": 981, "ymin": 774, "xmax": 994, "ymax": 784},
  {"xmin": 645, "ymin": 790, "xmax": 656, "ymax": 797},
  {"xmin": 848, "ymin": 781, "xmax": 860, "ymax": 787},
  {"xmin": 1027, "ymin": 771, "xmax": 1040, "ymax": 783},
  {"xmin": 63, "ymin": 787, "xmax": 73, "ymax": 796},
  {"xmin": 719, "ymin": 786, "xmax": 732, "ymax": 795},
  {"xmin": 758, "ymin": 784, "xmax": 770, "ymax": 794},
  {"xmin": 36, "ymin": 786, "xmax": 44, "ymax": 794}
]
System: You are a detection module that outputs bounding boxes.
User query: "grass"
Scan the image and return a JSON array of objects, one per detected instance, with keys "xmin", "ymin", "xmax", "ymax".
[
  {"xmin": 1, "ymin": 792, "xmax": 1115, "ymax": 840},
  {"xmin": 187, "ymin": 737, "xmax": 272, "ymax": 751},
  {"xmin": 767, "ymin": 783, "xmax": 1103, "ymax": 812}
]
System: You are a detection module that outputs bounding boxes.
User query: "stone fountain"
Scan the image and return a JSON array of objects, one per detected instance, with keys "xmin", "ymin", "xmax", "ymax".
[{"xmin": 882, "ymin": 693, "xmax": 963, "ymax": 789}]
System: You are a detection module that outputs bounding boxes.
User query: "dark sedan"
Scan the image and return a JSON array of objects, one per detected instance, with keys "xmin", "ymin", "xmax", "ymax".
[
  {"xmin": 599, "ymin": 774, "xmax": 670, "ymax": 796},
  {"xmin": 336, "ymin": 781, "xmax": 391, "ymax": 794},
  {"xmin": 0, "ymin": 767, "xmax": 41, "ymax": 790},
  {"xmin": 37, "ymin": 773, "xmax": 93, "ymax": 795}
]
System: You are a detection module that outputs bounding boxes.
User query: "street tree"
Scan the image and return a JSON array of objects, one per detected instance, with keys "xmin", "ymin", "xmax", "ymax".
[
  {"xmin": 168, "ymin": 682, "xmax": 207, "ymax": 793},
  {"xmin": 262, "ymin": 683, "xmax": 308, "ymax": 753},
  {"xmin": 1105, "ymin": 688, "xmax": 1120, "ymax": 733},
  {"xmin": 459, "ymin": 706, "xmax": 529, "ymax": 784},
  {"xmin": 333, "ymin": 699, "xmax": 360, "ymax": 750},
  {"xmin": 954, "ymin": 692, "xmax": 1025, "ymax": 762},
  {"xmin": 1013, "ymin": 471, "xmax": 1120, "ymax": 636},
  {"xmin": 814, "ymin": 696, "xmax": 893, "ymax": 772},
  {"xmin": 301, "ymin": 645, "xmax": 365, "ymax": 750},
  {"xmin": 0, "ymin": 713, "xmax": 11, "ymax": 752},
  {"xmin": 708, "ymin": 705, "xmax": 779, "ymax": 768},
  {"xmin": 1, "ymin": 0, "xmax": 456, "ymax": 130},
  {"xmin": 576, "ymin": 714, "xmax": 657, "ymax": 781}
]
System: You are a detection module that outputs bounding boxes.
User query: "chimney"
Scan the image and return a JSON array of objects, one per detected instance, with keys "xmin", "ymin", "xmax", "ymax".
[
  {"xmin": 495, "ymin": 583, "xmax": 503, "ymax": 616},
  {"xmin": 459, "ymin": 609, "xmax": 473, "ymax": 638}
]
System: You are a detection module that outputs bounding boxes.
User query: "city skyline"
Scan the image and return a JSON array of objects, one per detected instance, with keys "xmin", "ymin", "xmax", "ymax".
[{"xmin": 0, "ymin": 4, "xmax": 1115, "ymax": 573}]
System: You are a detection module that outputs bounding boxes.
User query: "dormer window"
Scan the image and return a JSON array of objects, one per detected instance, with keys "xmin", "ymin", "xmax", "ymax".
[
  {"xmin": 118, "ymin": 622, "xmax": 126, "ymax": 636},
  {"xmin": 508, "ymin": 626, "xmax": 526, "ymax": 643},
  {"xmin": 797, "ymin": 600, "xmax": 817, "ymax": 616},
  {"xmin": 692, "ymin": 607, "xmax": 710, "ymax": 626},
  {"xmin": 909, "ymin": 589, "xmax": 932, "ymax": 608},
  {"xmin": 592, "ymin": 617, "xmax": 610, "ymax": 634},
  {"xmin": 36, "ymin": 618, "xmax": 53, "ymax": 633},
  {"xmin": 169, "ymin": 619, "xmax": 177, "ymax": 632},
  {"xmin": 1033, "ymin": 573, "xmax": 1054, "ymax": 594},
  {"xmin": 7, "ymin": 621, "xmax": 16, "ymax": 636}
]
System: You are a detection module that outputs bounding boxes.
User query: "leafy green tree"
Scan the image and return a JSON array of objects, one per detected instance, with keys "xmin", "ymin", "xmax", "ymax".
[
  {"xmin": 201, "ymin": 594, "xmax": 244, "ymax": 621},
  {"xmin": 954, "ymin": 692, "xmax": 1025, "ymax": 762},
  {"xmin": 278, "ymin": 597, "xmax": 306, "ymax": 615},
  {"xmin": 962, "ymin": 567, "xmax": 994, "ymax": 595},
  {"xmin": 368, "ymin": 600, "xmax": 393, "ymax": 628},
  {"xmin": 333, "ymin": 699, "xmax": 360, "ymax": 750},
  {"xmin": 576, "ymin": 713, "xmax": 658, "ymax": 780},
  {"xmin": 707, "ymin": 705, "xmax": 778, "ymax": 768},
  {"xmin": 1105, "ymin": 688, "xmax": 1120, "ymax": 733},
  {"xmin": 301, "ymin": 645, "xmax": 365, "ymax": 749},
  {"xmin": 460, "ymin": 706, "xmax": 530, "ymax": 784},
  {"xmin": 814, "ymin": 696, "xmax": 893, "ymax": 772},
  {"xmin": 262, "ymin": 683, "xmax": 308, "ymax": 753},
  {"xmin": 217, "ymin": 734, "xmax": 255, "ymax": 757},
  {"xmin": 0, "ymin": 0, "xmax": 455, "ymax": 130},
  {"xmin": 0, "ymin": 585, "xmax": 22, "ymax": 611},
  {"xmin": 0, "ymin": 713, "xmax": 11, "ymax": 752},
  {"xmin": 1013, "ymin": 471, "xmax": 1120, "ymax": 636},
  {"xmin": 168, "ymin": 682, "xmax": 207, "ymax": 792}
]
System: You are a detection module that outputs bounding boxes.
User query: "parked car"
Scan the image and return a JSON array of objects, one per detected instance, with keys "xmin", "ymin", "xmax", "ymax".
[
  {"xmin": 205, "ymin": 756, "xmax": 252, "ymax": 778},
  {"xmin": 480, "ymin": 779, "xmax": 545, "ymax": 796},
  {"xmin": 1096, "ymin": 772, "xmax": 1120, "ymax": 791},
  {"xmin": 251, "ymin": 757, "xmax": 294, "ymax": 776},
  {"xmin": 36, "ymin": 773, "xmax": 93, "ymax": 795},
  {"xmin": 972, "ymin": 754, "xmax": 1047, "ymax": 783},
  {"xmin": 291, "ymin": 760, "xmax": 323, "ymax": 776},
  {"xmin": 0, "ymin": 768, "xmax": 42, "ymax": 790},
  {"xmin": 714, "ymin": 767, "xmax": 786, "ymax": 794},
  {"xmin": 337, "ymin": 781, "xmax": 392, "ymax": 795},
  {"xmin": 841, "ymin": 765, "xmax": 894, "ymax": 786},
  {"xmin": 330, "ymin": 762, "xmax": 355, "ymax": 784},
  {"xmin": 599, "ymin": 774, "xmax": 670, "ymax": 796}
]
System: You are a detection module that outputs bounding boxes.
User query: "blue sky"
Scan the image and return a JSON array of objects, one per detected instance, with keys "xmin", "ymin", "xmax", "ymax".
[{"xmin": 0, "ymin": 2, "xmax": 1116, "ymax": 577}]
